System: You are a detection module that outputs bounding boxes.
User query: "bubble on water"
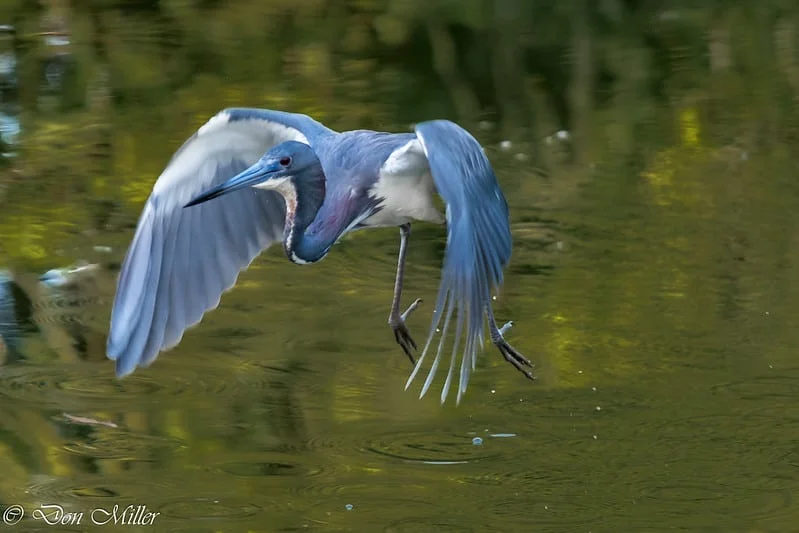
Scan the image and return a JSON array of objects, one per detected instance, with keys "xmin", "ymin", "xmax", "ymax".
[
  {"xmin": 345, "ymin": 504, "xmax": 353, "ymax": 511},
  {"xmin": 472, "ymin": 437, "xmax": 483, "ymax": 446}
]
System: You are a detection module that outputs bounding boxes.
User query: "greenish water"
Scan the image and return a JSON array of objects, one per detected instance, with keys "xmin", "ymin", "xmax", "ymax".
[{"xmin": 2, "ymin": 2, "xmax": 799, "ymax": 532}]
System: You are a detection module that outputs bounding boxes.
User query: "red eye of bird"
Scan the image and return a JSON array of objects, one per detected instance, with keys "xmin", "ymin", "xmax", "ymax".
[{"xmin": 279, "ymin": 157, "xmax": 291, "ymax": 166}]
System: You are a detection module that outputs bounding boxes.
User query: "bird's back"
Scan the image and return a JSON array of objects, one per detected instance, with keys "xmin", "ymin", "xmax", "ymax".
[
  {"xmin": 314, "ymin": 130, "xmax": 417, "ymax": 188},
  {"xmin": 310, "ymin": 131, "xmax": 442, "ymax": 230}
]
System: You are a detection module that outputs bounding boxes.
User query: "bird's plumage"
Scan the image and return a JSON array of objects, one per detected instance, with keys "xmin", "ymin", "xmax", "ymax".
[
  {"xmin": 107, "ymin": 111, "xmax": 308, "ymax": 375},
  {"xmin": 402, "ymin": 122, "xmax": 512, "ymax": 404},
  {"xmin": 108, "ymin": 107, "xmax": 518, "ymax": 403}
]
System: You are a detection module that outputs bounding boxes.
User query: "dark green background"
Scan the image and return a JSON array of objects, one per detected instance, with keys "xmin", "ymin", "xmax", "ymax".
[{"xmin": 1, "ymin": 1, "xmax": 798, "ymax": 531}]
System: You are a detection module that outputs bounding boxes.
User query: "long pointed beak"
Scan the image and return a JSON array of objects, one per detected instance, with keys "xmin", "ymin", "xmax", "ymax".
[{"xmin": 184, "ymin": 160, "xmax": 280, "ymax": 208}]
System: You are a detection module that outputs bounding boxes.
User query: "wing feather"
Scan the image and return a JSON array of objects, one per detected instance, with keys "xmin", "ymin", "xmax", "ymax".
[
  {"xmin": 108, "ymin": 108, "xmax": 332, "ymax": 377},
  {"xmin": 403, "ymin": 120, "xmax": 512, "ymax": 404}
]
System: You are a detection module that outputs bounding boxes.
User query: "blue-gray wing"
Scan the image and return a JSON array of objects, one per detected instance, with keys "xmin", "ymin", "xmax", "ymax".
[
  {"xmin": 107, "ymin": 108, "xmax": 333, "ymax": 377},
  {"xmin": 401, "ymin": 120, "xmax": 512, "ymax": 404}
]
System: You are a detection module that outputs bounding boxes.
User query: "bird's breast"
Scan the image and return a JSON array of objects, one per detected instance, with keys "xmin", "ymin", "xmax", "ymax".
[{"xmin": 362, "ymin": 170, "xmax": 443, "ymax": 228}]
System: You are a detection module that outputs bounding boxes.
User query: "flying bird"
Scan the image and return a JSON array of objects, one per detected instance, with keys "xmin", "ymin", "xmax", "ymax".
[{"xmin": 107, "ymin": 108, "xmax": 534, "ymax": 404}]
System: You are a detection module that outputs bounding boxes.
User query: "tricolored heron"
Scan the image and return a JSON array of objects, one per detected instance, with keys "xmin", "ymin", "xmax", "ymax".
[{"xmin": 107, "ymin": 108, "xmax": 533, "ymax": 404}]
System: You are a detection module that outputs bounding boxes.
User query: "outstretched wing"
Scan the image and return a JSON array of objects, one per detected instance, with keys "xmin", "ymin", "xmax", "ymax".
[
  {"xmin": 400, "ymin": 120, "xmax": 512, "ymax": 404},
  {"xmin": 108, "ymin": 108, "xmax": 335, "ymax": 377}
]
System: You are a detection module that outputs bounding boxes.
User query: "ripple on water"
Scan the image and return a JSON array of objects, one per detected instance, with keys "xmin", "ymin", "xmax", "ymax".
[
  {"xmin": 25, "ymin": 474, "xmax": 175, "ymax": 503},
  {"xmin": 157, "ymin": 497, "xmax": 261, "ymax": 520},
  {"xmin": 215, "ymin": 453, "xmax": 310, "ymax": 478},
  {"xmin": 302, "ymin": 493, "xmax": 443, "ymax": 531},
  {"xmin": 643, "ymin": 411, "xmax": 799, "ymax": 490},
  {"xmin": 384, "ymin": 518, "xmax": 477, "ymax": 533},
  {"xmin": 711, "ymin": 373, "xmax": 799, "ymax": 400},
  {"xmin": 294, "ymin": 428, "xmax": 508, "ymax": 501},
  {"xmin": 359, "ymin": 430, "xmax": 505, "ymax": 464},
  {"xmin": 634, "ymin": 481, "xmax": 794, "ymax": 526},
  {"xmin": 62, "ymin": 429, "xmax": 183, "ymax": 461},
  {"xmin": 0, "ymin": 366, "xmax": 167, "ymax": 406},
  {"xmin": 0, "ymin": 361, "xmax": 254, "ymax": 406}
]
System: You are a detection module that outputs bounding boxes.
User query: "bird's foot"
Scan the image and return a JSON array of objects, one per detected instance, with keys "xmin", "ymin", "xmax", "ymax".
[
  {"xmin": 490, "ymin": 320, "xmax": 536, "ymax": 381},
  {"xmin": 389, "ymin": 298, "xmax": 423, "ymax": 365}
]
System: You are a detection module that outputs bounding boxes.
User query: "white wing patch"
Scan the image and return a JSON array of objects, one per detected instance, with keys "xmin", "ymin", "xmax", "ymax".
[
  {"xmin": 197, "ymin": 111, "xmax": 310, "ymax": 145},
  {"xmin": 367, "ymin": 138, "xmax": 443, "ymax": 227},
  {"xmin": 152, "ymin": 111, "xmax": 309, "ymax": 206}
]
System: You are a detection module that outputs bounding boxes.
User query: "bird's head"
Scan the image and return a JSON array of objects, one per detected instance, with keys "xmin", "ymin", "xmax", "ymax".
[{"xmin": 184, "ymin": 141, "xmax": 324, "ymax": 208}]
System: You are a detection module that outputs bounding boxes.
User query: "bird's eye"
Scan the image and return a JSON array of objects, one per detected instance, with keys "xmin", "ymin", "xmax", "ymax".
[{"xmin": 279, "ymin": 156, "xmax": 292, "ymax": 167}]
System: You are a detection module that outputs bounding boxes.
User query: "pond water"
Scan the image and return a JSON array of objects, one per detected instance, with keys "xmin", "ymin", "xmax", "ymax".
[{"xmin": 1, "ymin": 2, "xmax": 799, "ymax": 532}]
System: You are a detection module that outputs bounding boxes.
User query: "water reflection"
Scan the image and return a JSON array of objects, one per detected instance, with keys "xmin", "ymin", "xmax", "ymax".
[
  {"xmin": 0, "ymin": 24, "xmax": 18, "ymax": 160},
  {"xmin": 0, "ymin": 270, "xmax": 35, "ymax": 364},
  {"xmin": 2, "ymin": 1, "xmax": 799, "ymax": 531}
]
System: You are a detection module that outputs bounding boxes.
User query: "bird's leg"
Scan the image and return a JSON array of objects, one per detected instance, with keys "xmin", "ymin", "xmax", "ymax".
[
  {"xmin": 388, "ymin": 223, "xmax": 422, "ymax": 365},
  {"xmin": 486, "ymin": 304, "xmax": 536, "ymax": 380}
]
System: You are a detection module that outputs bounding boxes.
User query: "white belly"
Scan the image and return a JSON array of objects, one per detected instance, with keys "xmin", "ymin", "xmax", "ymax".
[{"xmin": 362, "ymin": 168, "xmax": 444, "ymax": 228}]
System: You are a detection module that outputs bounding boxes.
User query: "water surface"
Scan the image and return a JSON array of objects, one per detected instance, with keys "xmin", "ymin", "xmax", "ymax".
[{"xmin": 1, "ymin": 2, "xmax": 799, "ymax": 532}]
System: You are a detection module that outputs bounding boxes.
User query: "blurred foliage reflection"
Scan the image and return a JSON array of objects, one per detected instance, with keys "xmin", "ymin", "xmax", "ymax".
[{"xmin": 1, "ymin": 1, "xmax": 799, "ymax": 531}]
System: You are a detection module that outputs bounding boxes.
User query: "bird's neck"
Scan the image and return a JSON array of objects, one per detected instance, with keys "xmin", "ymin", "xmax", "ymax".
[{"xmin": 281, "ymin": 176, "xmax": 328, "ymax": 264}]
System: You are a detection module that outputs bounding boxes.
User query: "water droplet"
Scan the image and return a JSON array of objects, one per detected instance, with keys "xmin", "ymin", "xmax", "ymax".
[
  {"xmin": 593, "ymin": 435, "xmax": 598, "ymax": 440},
  {"xmin": 578, "ymin": 370, "xmax": 583, "ymax": 374},
  {"xmin": 472, "ymin": 437, "xmax": 483, "ymax": 446},
  {"xmin": 591, "ymin": 387, "xmax": 596, "ymax": 392},
  {"xmin": 345, "ymin": 504, "xmax": 353, "ymax": 511},
  {"xmin": 595, "ymin": 406, "xmax": 601, "ymax": 411},
  {"xmin": 499, "ymin": 140, "xmax": 512, "ymax": 151},
  {"xmin": 491, "ymin": 389, "xmax": 496, "ymax": 394}
]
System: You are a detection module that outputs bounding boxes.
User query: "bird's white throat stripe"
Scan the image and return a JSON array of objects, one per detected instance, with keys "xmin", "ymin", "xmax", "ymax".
[
  {"xmin": 290, "ymin": 252, "xmax": 310, "ymax": 265},
  {"xmin": 255, "ymin": 177, "xmax": 297, "ymax": 221}
]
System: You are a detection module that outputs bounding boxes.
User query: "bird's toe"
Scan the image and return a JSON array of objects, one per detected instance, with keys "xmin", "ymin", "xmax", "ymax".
[
  {"xmin": 491, "ymin": 325, "xmax": 536, "ymax": 381},
  {"xmin": 392, "ymin": 320, "xmax": 417, "ymax": 365},
  {"xmin": 389, "ymin": 298, "xmax": 423, "ymax": 366}
]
